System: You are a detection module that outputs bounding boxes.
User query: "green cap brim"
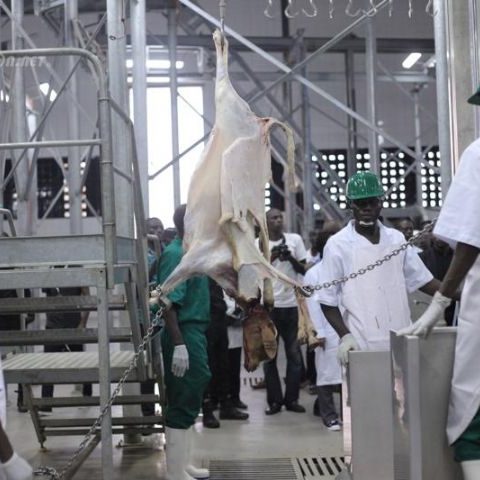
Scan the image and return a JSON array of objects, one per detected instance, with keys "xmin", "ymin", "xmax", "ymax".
[{"xmin": 468, "ymin": 87, "xmax": 480, "ymax": 105}]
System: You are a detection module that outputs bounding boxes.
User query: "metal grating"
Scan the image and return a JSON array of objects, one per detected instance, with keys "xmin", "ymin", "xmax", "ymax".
[
  {"xmin": 242, "ymin": 376, "xmax": 264, "ymax": 388},
  {"xmin": 209, "ymin": 457, "xmax": 347, "ymax": 480},
  {"xmin": 296, "ymin": 457, "xmax": 347, "ymax": 479},
  {"xmin": 209, "ymin": 458, "xmax": 298, "ymax": 479}
]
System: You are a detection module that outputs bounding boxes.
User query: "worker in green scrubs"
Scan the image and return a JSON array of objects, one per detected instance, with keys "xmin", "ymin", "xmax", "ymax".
[{"xmin": 157, "ymin": 204, "xmax": 211, "ymax": 480}]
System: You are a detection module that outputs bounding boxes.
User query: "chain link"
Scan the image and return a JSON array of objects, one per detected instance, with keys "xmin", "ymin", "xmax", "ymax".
[
  {"xmin": 33, "ymin": 307, "xmax": 166, "ymax": 479},
  {"xmin": 300, "ymin": 220, "xmax": 435, "ymax": 297}
]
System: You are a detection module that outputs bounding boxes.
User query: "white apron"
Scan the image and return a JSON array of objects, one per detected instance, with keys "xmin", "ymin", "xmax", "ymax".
[
  {"xmin": 315, "ymin": 329, "xmax": 342, "ymax": 386},
  {"xmin": 342, "ymin": 244, "xmax": 411, "ymax": 351},
  {"xmin": 0, "ymin": 357, "xmax": 6, "ymax": 427},
  {"xmin": 447, "ymin": 257, "xmax": 480, "ymax": 443}
]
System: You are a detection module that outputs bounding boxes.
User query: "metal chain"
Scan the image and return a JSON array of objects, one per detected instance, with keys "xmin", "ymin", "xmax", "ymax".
[
  {"xmin": 33, "ymin": 307, "xmax": 166, "ymax": 480},
  {"xmin": 299, "ymin": 220, "xmax": 435, "ymax": 297}
]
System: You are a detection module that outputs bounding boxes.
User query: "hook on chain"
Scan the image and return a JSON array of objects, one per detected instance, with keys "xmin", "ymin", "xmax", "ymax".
[
  {"xmin": 425, "ymin": 0, "xmax": 436, "ymax": 16},
  {"xmin": 363, "ymin": 0, "xmax": 378, "ymax": 17},
  {"xmin": 345, "ymin": 0, "xmax": 362, "ymax": 17},
  {"xmin": 329, "ymin": 0, "xmax": 334, "ymax": 18},
  {"xmin": 219, "ymin": 0, "xmax": 226, "ymax": 35},
  {"xmin": 264, "ymin": 0, "xmax": 276, "ymax": 18},
  {"xmin": 408, "ymin": 0, "xmax": 413, "ymax": 18},
  {"xmin": 388, "ymin": 0, "xmax": 394, "ymax": 17},
  {"xmin": 285, "ymin": 0, "xmax": 299, "ymax": 18},
  {"xmin": 302, "ymin": 0, "xmax": 318, "ymax": 17}
]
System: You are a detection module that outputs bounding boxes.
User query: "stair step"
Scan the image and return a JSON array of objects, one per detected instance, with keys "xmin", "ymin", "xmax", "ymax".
[
  {"xmin": 43, "ymin": 426, "xmax": 164, "ymax": 437},
  {"xmin": 40, "ymin": 416, "xmax": 163, "ymax": 428},
  {"xmin": 0, "ymin": 328, "xmax": 132, "ymax": 346},
  {"xmin": 33, "ymin": 395, "xmax": 160, "ymax": 408},
  {"xmin": 2, "ymin": 351, "xmax": 142, "ymax": 383},
  {"xmin": 0, "ymin": 295, "xmax": 126, "ymax": 314}
]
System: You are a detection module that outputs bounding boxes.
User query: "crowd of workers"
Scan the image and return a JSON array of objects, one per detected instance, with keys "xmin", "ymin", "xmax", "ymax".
[{"xmin": 146, "ymin": 168, "xmax": 462, "ymax": 479}]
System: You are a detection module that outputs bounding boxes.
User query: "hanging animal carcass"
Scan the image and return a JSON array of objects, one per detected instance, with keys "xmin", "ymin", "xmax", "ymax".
[{"xmin": 154, "ymin": 31, "xmax": 305, "ymax": 368}]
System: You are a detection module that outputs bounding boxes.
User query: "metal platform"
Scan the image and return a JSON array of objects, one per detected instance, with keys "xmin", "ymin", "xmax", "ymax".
[{"xmin": 2, "ymin": 351, "xmax": 140, "ymax": 383}]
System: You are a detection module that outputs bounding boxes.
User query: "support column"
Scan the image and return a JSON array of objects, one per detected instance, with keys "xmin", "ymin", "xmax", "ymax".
[
  {"xmin": 65, "ymin": 0, "xmax": 82, "ymax": 233},
  {"xmin": 168, "ymin": 8, "xmax": 181, "ymax": 208},
  {"xmin": 11, "ymin": 0, "xmax": 30, "ymax": 235},
  {"xmin": 300, "ymin": 35, "xmax": 313, "ymax": 235},
  {"xmin": 130, "ymin": 0, "xmax": 149, "ymax": 216},
  {"xmin": 433, "ymin": 0, "xmax": 453, "ymax": 192},
  {"xmin": 345, "ymin": 48, "xmax": 358, "ymax": 177},
  {"xmin": 412, "ymin": 85, "xmax": 424, "ymax": 211},
  {"xmin": 365, "ymin": 15, "xmax": 379, "ymax": 174},
  {"xmin": 107, "ymin": 0, "xmax": 133, "ymax": 237}
]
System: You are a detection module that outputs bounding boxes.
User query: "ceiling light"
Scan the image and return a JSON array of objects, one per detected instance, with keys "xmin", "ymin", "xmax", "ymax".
[
  {"xmin": 402, "ymin": 52, "xmax": 422, "ymax": 69},
  {"xmin": 39, "ymin": 82, "xmax": 57, "ymax": 101},
  {"xmin": 126, "ymin": 59, "xmax": 184, "ymax": 70}
]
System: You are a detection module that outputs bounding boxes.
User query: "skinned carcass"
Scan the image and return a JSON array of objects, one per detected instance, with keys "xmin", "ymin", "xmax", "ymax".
[{"xmin": 158, "ymin": 30, "xmax": 303, "ymax": 309}]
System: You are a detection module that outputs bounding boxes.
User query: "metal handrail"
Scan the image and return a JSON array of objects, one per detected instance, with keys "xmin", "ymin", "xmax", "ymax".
[{"xmin": 0, "ymin": 47, "xmax": 116, "ymax": 287}]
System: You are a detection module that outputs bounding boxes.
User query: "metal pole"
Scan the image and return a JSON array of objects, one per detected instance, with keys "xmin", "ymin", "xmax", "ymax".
[
  {"xmin": 11, "ymin": 0, "xmax": 30, "ymax": 236},
  {"xmin": 469, "ymin": 0, "xmax": 480, "ymax": 138},
  {"xmin": 65, "ymin": 0, "xmax": 82, "ymax": 234},
  {"xmin": 412, "ymin": 86, "xmax": 425, "ymax": 211},
  {"xmin": 168, "ymin": 8, "xmax": 181, "ymax": 209},
  {"xmin": 130, "ymin": 0, "xmax": 149, "ymax": 216},
  {"xmin": 434, "ymin": 0, "xmax": 452, "ymax": 191},
  {"xmin": 300, "ymin": 35, "xmax": 314, "ymax": 235},
  {"xmin": 345, "ymin": 48, "xmax": 358, "ymax": 177},
  {"xmin": 107, "ymin": 0, "xmax": 133, "ymax": 237},
  {"xmin": 365, "ymin": 14, "xmax": 379, "ymax": 174}
]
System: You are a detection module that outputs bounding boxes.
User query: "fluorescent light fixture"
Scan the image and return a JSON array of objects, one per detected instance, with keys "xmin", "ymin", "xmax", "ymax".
[
  {"xmin": 126, "ymin": 59, "xmax": 184, "ymax": 70},
  {"xmin": 402, "ymin": 52, "xmax": 422, "ymax": 69},
  {"xmin": 127, "ymin": 76, "xmax": 170, "ymax": 85},
  {"xmin": 39, "ymin": 82, "xmax": 57, "ymax": 101}
]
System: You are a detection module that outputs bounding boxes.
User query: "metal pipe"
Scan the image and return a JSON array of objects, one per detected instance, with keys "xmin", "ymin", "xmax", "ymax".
[
  {"xmin": 412, "ymin": 86, "xmax": 425, "ymax": 211},
  {"xmin": 130, "ymin": 0, "xmax": 149, "ymax": 216},
  {"xmin": 433, "ymin": 0, "xmax": 452, "ymax": 192},
  {"xmin": 168, "ymin": 8, "xmax": 181, "ymax": 209},
  {"xmin": 365, "ymin": 14, "xmax": 379, "ymax": 174},
  {"xmin": 11, "ymin": 0, "xmax": 29, "ymax": 236},
  {"xmin": 300, "ymin": 36, "xmax": 314, "ymax": 234},
  {"xmin": 0, "ymin": 139, "xmax": 102, "ymax": 151},
  {"xmin": 345, "ymin": 48, "xmax": 358, "ymax": 176},
  {"xmin": 107, "ymin": 0, "xmax": 133, "ymax": 238},
  {"xmin": 65, "ymin": 0, "xmax": 82, "ymax": 234}
]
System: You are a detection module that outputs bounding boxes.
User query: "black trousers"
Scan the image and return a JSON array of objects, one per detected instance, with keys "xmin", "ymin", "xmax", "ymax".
[
  {"xmin": 204, "ymin": 321, "xmax": 230, "ymax": 405},
  {"xmin": 317, "ymin": 384, "xmax": 342, "ymax": 424},
  {"xmin": 42, "ymin": 343, "xmax": 92, "ymax": 398},
  {"xmin": 263, "ymin": 307, "xmax": 302, "ymax": 406},
  {"xmin": 227, "ymin": 347, "xmax": 242, "ymax": 401}
]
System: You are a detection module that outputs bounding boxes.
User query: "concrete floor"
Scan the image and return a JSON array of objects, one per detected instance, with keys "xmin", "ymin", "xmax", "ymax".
[{"xmin": 4, "ymin": 356, "xmax": 344, "ymax": 479}]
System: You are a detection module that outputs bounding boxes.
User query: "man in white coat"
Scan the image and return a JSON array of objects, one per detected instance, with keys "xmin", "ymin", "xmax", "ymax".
[
  {"xmin": 305, "ymin": 264, "xmax": 342, "ymax": 431},
  {"xmin": 398, "ymin": 87, "xmax": 480, "ymax": 480},
  {"xmin": 317, "ymin": 171, "xmax": 441, "ymax": 363}
]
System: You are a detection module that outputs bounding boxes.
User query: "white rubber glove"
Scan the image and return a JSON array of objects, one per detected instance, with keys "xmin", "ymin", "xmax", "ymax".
[
  {"xmin": 337, "ymin": 333, "xmax": 359, "ymax": 366},
  {"xmin": 171, "ymin": 344, "xmax": 189, "ymax": 377},
  {"xmin": 397, "ymin": 291, "xmax": 452, "ymax": 339}
]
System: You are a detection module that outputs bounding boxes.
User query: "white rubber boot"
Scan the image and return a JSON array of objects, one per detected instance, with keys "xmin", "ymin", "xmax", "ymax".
[
  {"xmin": 461, "ymin": 460, "xmax": 480, "ymax": 480},
  {"xmin": 0, "ymin": 453, "xmax": 33, "ymax": 480},
  {"xmin": 165, "ymin": 427, "xmax": 194, "ymax": 480},
  {"xmin": 184, "ymin": 427, "xmax": 209, "ymax": 479}
]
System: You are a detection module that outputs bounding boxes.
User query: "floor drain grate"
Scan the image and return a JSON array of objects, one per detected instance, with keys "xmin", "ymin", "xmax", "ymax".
[
  {"xmin": 242, "ymin": 376, "xmax": 264, "ymax": 387},
  {"xmin": 208, "ymin": 457, "xmax": 347, "ymax": 480},
  {"xmin": 209, "ymin": 458, "xmax": 299, "ymax": 479},
  {"xmin": 295, "ymin": 457, "xmax": 347, "ymax": 479}
]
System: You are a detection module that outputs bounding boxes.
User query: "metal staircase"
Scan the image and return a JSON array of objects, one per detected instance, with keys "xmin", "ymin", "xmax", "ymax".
[{"xmin": 0, "ymin": 47, "xmax": 163, "ymax": 479}]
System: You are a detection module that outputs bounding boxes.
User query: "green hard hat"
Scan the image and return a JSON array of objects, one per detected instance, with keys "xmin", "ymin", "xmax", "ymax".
[
  {"xmin": 468, "ymin": 85, "xmax": 480, "ymax": 105},
  {"xmin": 346, "ymin": 170, "xmax": 384, "ymax": 200}
]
